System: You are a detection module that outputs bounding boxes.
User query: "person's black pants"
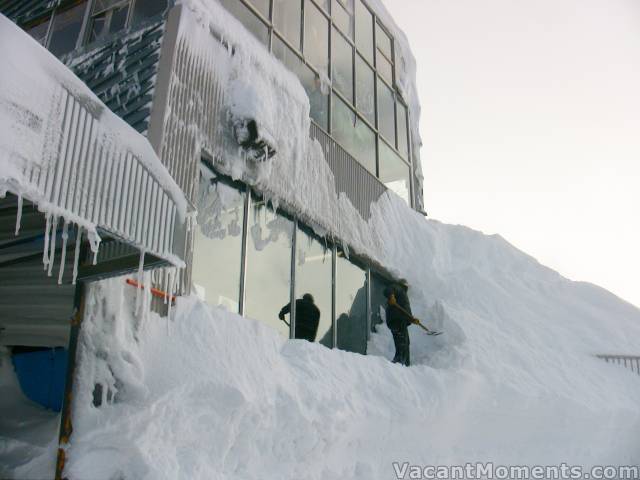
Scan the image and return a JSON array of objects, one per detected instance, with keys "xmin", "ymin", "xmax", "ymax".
[{"xmin": 391, "ymin": 326, "xmax": 410, "ymax": 366}]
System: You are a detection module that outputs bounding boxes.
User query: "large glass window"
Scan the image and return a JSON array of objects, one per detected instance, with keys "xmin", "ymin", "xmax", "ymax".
[
  {"xmin": 332, "ymin": 0, "xmax": 354, "ymax": 39},
  {"xmin": 219, "ymin": 0, "xmax": 270, "ymax": 46},
  {"xmin": 354, "ymin": 0, "xmax": 373, "ymax": 63},
  {"xmin": 273, "ymin": 0, "xmax": 301, "ymax": 50},
  {"xmin": 294, "ymin": 225, "xmax": 333, "ymax": 347},
  {"xmin": 332, "ymin": 28, "xmax": 353, "ymax": 103},
  {"xmin": 192, "ymin": 169, "xmax": 245, "ymax": 312},
  {"xmin": 379, "ymin": 140, "xmax": 411, "ymax": 205},
  {"xmin": 48, "ymin": 2, "xmax": 88, "ymax": 57},
  {"xmin": 376, "ymin": 22, "xmax": 394, "ymax": 85},
  {"xmin": 377, "ymin": 79, "xmax": 395, "ymax": 143},
  {"xmin": 244, "ymin": 195, "xmax": 294, "ymax": 338},
  {"xmin": 335, "ymin": 251, "xmax": 368, "ymax": 354},
  {"xmin": 304, "ymin": 1, "xmax": 329, "ymax": 75},
  {"xmin": 247, "ymin": 0, "xmax": 271, "ymax": 19},
  {"xmin": 355, "ymin": 53, "xmax": 375, "ymax": 124},
  {"xmin": 370, "ymin": 272, "xmax": 393, "ymax": 336},
  {"xmin": 331, "ymin": 95, "xmax": 376, "ymax": 175},
  {"xmin": 273, "ymin": 34, "xmax": 328, "ymax": 130}
]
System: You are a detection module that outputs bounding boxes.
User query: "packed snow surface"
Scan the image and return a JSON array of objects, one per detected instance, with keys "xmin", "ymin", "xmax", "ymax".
[{"xmin": 63, "ymin": 199, "xmax": 640, "ymax": 479}]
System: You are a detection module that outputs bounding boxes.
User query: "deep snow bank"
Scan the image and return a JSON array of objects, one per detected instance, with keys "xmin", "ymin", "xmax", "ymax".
[{"xmin": 63, "ymin": 215, "xmax": 640, "ymax": 479}]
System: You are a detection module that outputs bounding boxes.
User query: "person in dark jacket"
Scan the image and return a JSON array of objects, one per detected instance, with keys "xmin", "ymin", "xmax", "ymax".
[
  {"xmin": 279, "ymin": 293, "xmax": 321, "ymax": 342},
  {"xmin": 384, "ymin": 280, "xmax": 415, "ymax": 366}
]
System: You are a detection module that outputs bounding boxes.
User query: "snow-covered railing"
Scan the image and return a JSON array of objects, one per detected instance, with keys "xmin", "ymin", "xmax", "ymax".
[
  {"xmin": 596, "ymin": 354, "xmax": 640, "ymax": 376},
  {"xmin": 0, "ymin": 15, "xmax": 188, "ymax": 270}
]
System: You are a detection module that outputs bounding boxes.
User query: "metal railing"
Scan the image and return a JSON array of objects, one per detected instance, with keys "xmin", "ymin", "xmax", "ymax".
[{"xmin": 596, "ymin": 354, "xmax": 640, "ymax": 375}]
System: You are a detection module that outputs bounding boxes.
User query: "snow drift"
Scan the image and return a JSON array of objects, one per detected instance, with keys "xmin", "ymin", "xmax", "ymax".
[{"xmin": 61, "ymin": 196, "xmax": 640, "ymax": 479}]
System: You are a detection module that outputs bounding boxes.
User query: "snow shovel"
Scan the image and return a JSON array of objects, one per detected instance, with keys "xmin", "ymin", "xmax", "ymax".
[{"xmin": 389, "ymin": 294, "xmax": 443, "ymax": 336}]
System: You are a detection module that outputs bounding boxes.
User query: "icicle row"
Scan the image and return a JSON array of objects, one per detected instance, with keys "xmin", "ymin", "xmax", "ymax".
[
  {"xmin": 57, "ymin": 221, "xmax": 69, "ymax": 284},
  {"xmin": 72, "ymin": 227, "xmax": 82, "ymax": 285},
  {"xmin": 14, "ymin": 195, "xmax": 23, "ymax": 236}
]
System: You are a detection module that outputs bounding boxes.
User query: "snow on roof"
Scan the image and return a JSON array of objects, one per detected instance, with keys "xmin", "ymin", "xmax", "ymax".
[{"xmin": 0, "ymin": 14, "xmax": 188, "ymax": 268}]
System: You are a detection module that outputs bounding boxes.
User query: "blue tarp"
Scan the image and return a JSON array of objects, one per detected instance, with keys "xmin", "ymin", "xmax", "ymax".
[{"xmin": 12, "ymin": 347, "xmax": 68, "ymax": 412}]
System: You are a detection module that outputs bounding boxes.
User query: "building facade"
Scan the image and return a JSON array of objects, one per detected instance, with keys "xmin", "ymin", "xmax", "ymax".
[{"xmin": 0, "ymin": 0, "xmax": 423, "ymax": 475}]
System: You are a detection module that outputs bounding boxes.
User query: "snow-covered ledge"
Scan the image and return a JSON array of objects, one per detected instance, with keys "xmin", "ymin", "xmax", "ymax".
[{"xmin": 0, "ymin": 14, "xmax": 189, "ymax": 271}]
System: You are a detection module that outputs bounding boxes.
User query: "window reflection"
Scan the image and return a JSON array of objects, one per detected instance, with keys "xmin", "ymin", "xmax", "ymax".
[
  {"xmin": 304, "ymin": 1, "xmax": 329, "ymax": 75},
  {"xmin": 245, "ymin": 195, "xmax": 293, "ymax": 338},
  {"xmin": 332, "ymin": 0, "xmax": 354, "ymax": 39},
  {"xmin": 355, "ymin": 54, "xmax": 375, "ymax": 124},
  {"xmin": 273, "ymin": 34, "xmax": 328, "ymax": 129},
  {"xmin": 192, "ymin": 169, "xmax": 245, "ymax": 312},
  {"xmin": 354, "ymin": 0, "xmax": 373, "ymax": 63},
  {"xmin": 248, "ymin": 0, "xmax": 271, "ymax": 19},
  {"xmin": 379, "ymin": 139, "xmax": 411, "ymax": 205},
  {"xmin": 219, "ymin": 0, "xmax": 270, "ymax": 46},
  {"xmin": 332, "ymin": 28, "xmax": 353, "ymax": 102},
  {"xmin": 396, "ymin": 100, "xmax": 409, "ymax": 159},
  {"xmin": 294, "ymin": 226, "xmax": 333, "ymax": 346},
  {"xmin": 88, "ymin": 0, "xmax": 130, "ymax": 43},
  {"xmin": 335, "ymin": 252, "xmax": 367, "ymax": 354},
  {"xmin": 273, "ymin": 0, "xmax": 301, "ymax": 50},
  {"xmin": 370, "ymin": 272, "xmax": 392, "ymax": 336},
  {"xmin": 331, "ymin": 95, "xmax": 376, "ymax": 175},
  {"xmin": 377, "ymin": 79, "xmax": 395, "ymax": 143},
  {"xmin": 48, "ymin": 2, "xmax": 87, "ymax": 57}
]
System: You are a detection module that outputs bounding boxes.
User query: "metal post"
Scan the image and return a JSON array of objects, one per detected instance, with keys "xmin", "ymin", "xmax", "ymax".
[
  {"xmin": 289, "ymin": 219, "xmax": 297, "ymax": 339},
  {"xmin": 55, "ymin": 281, "xmax": 87, "ymax": 480},
  {"xmin": 331, "ymin": 244, "xmax": 337, "ymax": 349},
  {"xmin": 238, "ymin": 189, "xmax": 250, "ymax": 316}
]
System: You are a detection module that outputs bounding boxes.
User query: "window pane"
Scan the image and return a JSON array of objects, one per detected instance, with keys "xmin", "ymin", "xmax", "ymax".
[
  {"xmin": 219, "ymin": 0, "xmax": 270, "ymax": 47},
  {"xmin": 27, "ymin": 17, "xmax": 51, "ymax": 46},
  {"xmin": 248, "ymin": 0, "xmax": 270, "ymax": 19},
  {"xmin": 109, "ymin": 4, "xmax": 129, "ymax": 34},
  {"xmin": 294, "ymin": 226, "xmax": 332, "ymax": 346},
  {"xmin": 331, "ymin": 95, "xmax": 376, "ymax": 175},
  {"xmin": 245, "ymin": 195, "xmax": 293, "ymax": 338},
  {"xmin": 355, "ymin": 53, "xmax": 374, "ymax": 124},
  {"xmin": 377, "ymin": 79, "xmax": 395, "ymax": 143},
  {"xmin": 377, "ymin": 51, "xmax": 393, "ymax": 85},
  {"xmin": 48, "ymin": 2, "xmax": 87, "ymax": 57},
  {"xmin": 376, "ymin": 22, "xmax": 392, "ymax": 59},
  {"xmin": 273, "ymin": 34, "xmax": 328, "ymax": 129},
  {"xmin": 192, "ymin": 171, "xmax": 245, "ymax": 313},
  {"xmin": 355, "ymin": 0, "xmax": 373, "ymax": 63},
  {"xmin": 396, "ymin": 100, "xmax": 409, "ymax": 159},
  {"xmin": 379, "ymin": 139, "xmax": 411, "ymax": 205},
  {"xmin": 88, "ymin": 13, "xmax": 107, "ymax": 43},
  {"xmin": 273, "ymin": 0, "xmax": 301, "ymax": 50},
  {"xmin": 332, "ymin": 28, "xmax": 353, "ymax": 102},
  {"xmin": 131, "ymin": 0, "xmax": 167, "ymax": 26},
  {"xmin": 335, "ymin": 252, "xmax": 367, "ymax": 354},
  {"xmin": 332, "ymin": 0, "xmax": 353, "ymax": 39},
  {"xmin": 93, "ymin": 0, "xmax": 121, "ymax": 14},
  {"xmin": 304, "ymin": 1, "xmax": 329, "ymax": 75}
]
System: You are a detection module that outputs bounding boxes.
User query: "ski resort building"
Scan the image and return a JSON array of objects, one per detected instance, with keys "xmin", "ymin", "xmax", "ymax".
[{"xmin": 0, "ymin": 0, "xmax": 423, "ymax": 476}]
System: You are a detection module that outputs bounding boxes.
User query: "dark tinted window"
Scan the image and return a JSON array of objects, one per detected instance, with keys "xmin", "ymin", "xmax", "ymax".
[
  {"xmin": 335, "ymin": 252, "xmax": 367, "ymax": 354},
  {"xmin": 48, "ymin": 2, "xmax": 87, "ymax": 57},
  {"xmin": 131, "ymin": 0, "xmax": 168, "ymax": 26},
  {"xmin": 27, "ymin": 17, "xmax": 51, "ymax": 46}
]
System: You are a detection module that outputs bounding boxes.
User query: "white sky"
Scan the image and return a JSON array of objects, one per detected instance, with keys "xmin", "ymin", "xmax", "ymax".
[{"xmin": 382, "ymin": 0, "xmax": 640, "ymax": 308}]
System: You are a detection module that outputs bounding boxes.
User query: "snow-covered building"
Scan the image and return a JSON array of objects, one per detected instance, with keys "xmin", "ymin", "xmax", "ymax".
[{"xmin": 1, "ymin": 0, "xmax": 425, "ymax": 476}]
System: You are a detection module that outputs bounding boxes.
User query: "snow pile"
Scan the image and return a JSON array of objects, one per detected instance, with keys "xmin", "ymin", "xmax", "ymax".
[{"xmin": 62, "ymin": 210, "xmax": 640, "ymax": 478}]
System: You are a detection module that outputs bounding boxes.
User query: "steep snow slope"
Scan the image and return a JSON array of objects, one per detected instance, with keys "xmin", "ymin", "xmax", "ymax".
[{"xmin": 62, "ymin": 201, "xmax": 640, "ymax": 479}]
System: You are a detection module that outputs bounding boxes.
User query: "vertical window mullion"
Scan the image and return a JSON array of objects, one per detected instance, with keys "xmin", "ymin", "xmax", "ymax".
[
  {"xmin": 331, "ymin": 243, "xmax": 337, "ymax": 348},
  {"xmin": 289, "ymin": 219, "xmax": 297, "ymax": 339}
]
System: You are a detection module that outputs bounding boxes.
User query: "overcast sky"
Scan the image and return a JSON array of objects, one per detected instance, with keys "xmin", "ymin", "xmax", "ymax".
[{"xmin": 382, "ymin": 0, "xmax": 640, "ymax": 308}]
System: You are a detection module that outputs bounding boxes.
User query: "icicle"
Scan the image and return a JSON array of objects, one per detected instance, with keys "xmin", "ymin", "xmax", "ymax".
[
  {"xmin": 57, "ymin": 221, "xmax": 69, "ymax": 285},
  {"xmin": 87, "ymin": 229, "xmax": 102, "ymax": 265},
  {"xmin": 167, "ymin": 268, "xmax": 175, "ymax": 320},
  {"xmin": 14, "ymin": 195, "xmax": 23, "ymax": 236},
  {"xmin": 72, "ymin": 227, "xmax": 82, "ymax": 285},
  {"xmin": 47, "ymin": 216, "xmax": 58, "ymax": 277},
  {"xmin": 43, "ymin": 214, "xmax": 51, "ymax": 270},
  {"xmin": 162, "ymin": 269, "xmax": 168, "ymax": 305}
]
